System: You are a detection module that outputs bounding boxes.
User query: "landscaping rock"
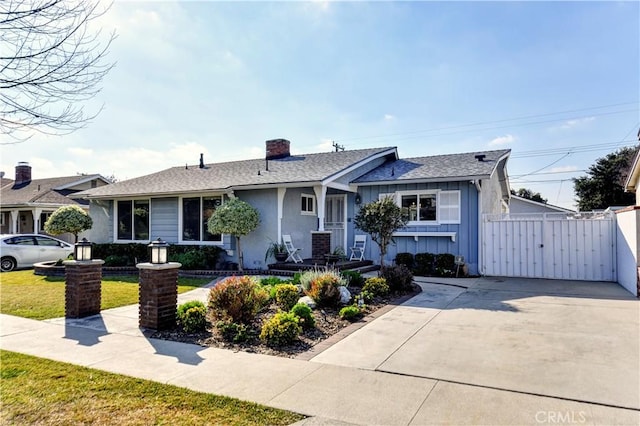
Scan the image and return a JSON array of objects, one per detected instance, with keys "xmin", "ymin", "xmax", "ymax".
[
  {"xmin": 298, "ymin": 295, "xmax": 316, "ymax": 309},
  {"xmin": 338, "ymin": 286, "xmax": 351, "ymax": 305}
]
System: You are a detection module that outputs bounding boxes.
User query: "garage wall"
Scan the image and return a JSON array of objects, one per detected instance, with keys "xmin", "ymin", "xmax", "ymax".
[{"xmin": 616, "ymin": 207, "xmax": 640, "ymax": 296}]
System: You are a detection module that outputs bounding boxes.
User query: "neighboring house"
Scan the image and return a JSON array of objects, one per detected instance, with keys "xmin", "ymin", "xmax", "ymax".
[
  {"xmin": 508, "ymin": 195, "xmax": 575, "ymax": 214},
  {"xmin": 0, "ymin": 162, "xmax": 111, "ymax": 243},
  {"xmin": 78, "ymin": 139, "xmax": 510, "ymax": 274},
  {"xmin": 624, "ymin": 145, "xmax": 640, "ymax": 206}
]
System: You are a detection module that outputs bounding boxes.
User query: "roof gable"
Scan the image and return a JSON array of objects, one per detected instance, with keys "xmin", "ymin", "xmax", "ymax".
[
  {"xmin": 354, "ymin": 149, "xmax": 511, "ymax": 184},
  {"xmin": 80, "ymin": 147, "xmax": 397, "ymax": 199},
  {"xmin": 0, "ymin": 174, "xmax": 105, "ymax": 207}
]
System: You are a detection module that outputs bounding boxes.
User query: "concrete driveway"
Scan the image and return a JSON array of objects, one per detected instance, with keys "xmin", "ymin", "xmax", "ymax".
[{"xmin": 311, "ymin": 276, "xmax": 640, "ymax": 413}]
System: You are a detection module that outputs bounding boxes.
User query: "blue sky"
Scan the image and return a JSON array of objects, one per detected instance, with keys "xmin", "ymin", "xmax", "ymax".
[{"xmin": 2, "ymin": 1, "xmax": 638, "ymax": 209}]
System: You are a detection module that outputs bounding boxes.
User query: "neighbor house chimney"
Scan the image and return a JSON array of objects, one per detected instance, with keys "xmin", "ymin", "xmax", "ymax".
[
  {"xmin": 265, "ymin": 139, "xmax": 291, "ymax": 160},
  {"xmin": 15, "ymin": 162, "xmax": 32, "ymax": 185},
  {"xmin": 199, "ymin": 153, "xmax": 205, "ymax": 169}
]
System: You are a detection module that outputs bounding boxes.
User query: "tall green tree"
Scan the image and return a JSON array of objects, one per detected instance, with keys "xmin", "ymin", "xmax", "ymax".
[
  {"xmin": 353, "ymin": 196, "xmax": 407, "ymax": 266},
  {"xmin": 510, "ymin": 188, "xmax": 547, "ymax": 204},
  {"xmin": 44, "ymin": 205, "xmax": 93, "ymax": 242},
  {"xmin": 208, "ymin": 198, "xmax": 260, "ymax": 271},
  {"xmin": 573, "ymin": 146, "xmax": 638, "ymax": 211}
]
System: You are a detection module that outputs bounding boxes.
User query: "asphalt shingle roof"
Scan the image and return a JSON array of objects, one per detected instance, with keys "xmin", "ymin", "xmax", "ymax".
[
  {"xmin": 1, "ymin": 175, "xmax": 101, "ymax": 206},
  {"xmin": 354, "ymin": 149, "xmax": 511, "ymax": 183},
  {"xmin": 81, "ymin": 147, "xmax": 397, "ymax": 198}
]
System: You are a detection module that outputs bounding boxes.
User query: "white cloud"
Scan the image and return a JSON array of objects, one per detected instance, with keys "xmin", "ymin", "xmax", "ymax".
[
  {"xmin": 384, "ymin": 114, "xmax": 396, "ymax": 121},
  {"xmin": 559, "ymin": 116, "xmax": 595, "ymax": 130},
  {"xmin": 68, "ymin": 147, "xmax": 93, "ymax": 157},
  {"xmin": 316, "ymin": 138, "xmax": 334, "ymax": 151},
  {"xmin": 488, "ymin": 134, "xmax": 516, "ymax": 146},
  {"xmin": 548, "ymin": 165, "xmax": 579, "ymax": 173}
]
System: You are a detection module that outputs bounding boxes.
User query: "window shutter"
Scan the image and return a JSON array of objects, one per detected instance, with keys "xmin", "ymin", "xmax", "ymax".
[{"xmin": 438, "ymin": 191, "xmax": 460, "ymax": 224}]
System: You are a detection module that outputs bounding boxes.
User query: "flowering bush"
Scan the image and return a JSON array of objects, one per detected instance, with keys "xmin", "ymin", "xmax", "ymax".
[
  {"xmin": 260, "ymin": 312, "xmax": 301, "ymax": 347},
  {"xmin": 44, "ymin": 205, "xmax": 92, "ymax": 241}
]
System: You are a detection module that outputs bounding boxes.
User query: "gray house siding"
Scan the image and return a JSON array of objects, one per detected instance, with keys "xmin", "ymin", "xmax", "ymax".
[
  {"xmin": 281, "ymin": 187, "xmax": 318, "ymax": 259},
  {"xmin": 235, "ymin": 189, "xmax": 278, "ymax": 269},
  {"xmin": 353, "ymin": 181, "xmax": 480, "ymax": 274},
  {"xmin": 150, "ymin": 197, "xmax": 179, "ymax": 242},
  {"xmin": 88, "ymin": 200, "xmax": 113, "ymax": 243}
]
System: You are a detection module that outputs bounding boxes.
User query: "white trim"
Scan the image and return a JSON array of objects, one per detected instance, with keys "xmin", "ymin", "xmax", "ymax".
[
  {"xmin": 301, "ymin": 193, "xmax": 316, "ymax": 216},
  {"xmin": 321, "ymin": 148, "xmax": 398, "ymax": 186},
  {"xmin": 392, "ymin": 231, "xmax": 456, "ymax": 242},
  {"xmin": 53, "ymin": 174, "xmax": 110, "ymax": 190},
  {"xmin": 356, "ymin": 175, "xmax": 491, "ymax": 187}
]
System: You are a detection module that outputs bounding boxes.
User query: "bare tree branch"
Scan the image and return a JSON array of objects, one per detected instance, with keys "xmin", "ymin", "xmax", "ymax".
[{"xmin": 0, "ymin": 0, "xmax": 116, "ymax": 142}]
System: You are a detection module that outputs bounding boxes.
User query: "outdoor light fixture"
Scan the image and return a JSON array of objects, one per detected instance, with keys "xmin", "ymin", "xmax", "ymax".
[
  {"xmin": 74, "ymin": 238, "xmax": 92, "ymax": 261},
  {"xmin": 355, "ymin": 193, "xmax": 362, "ymax": 205},
  {"xmin": 149, "ymin": 237, "xmax": 169, "ymax": 264}
]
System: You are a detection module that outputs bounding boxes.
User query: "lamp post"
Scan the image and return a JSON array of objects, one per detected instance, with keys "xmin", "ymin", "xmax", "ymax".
[
  {"xmin": 148, "ymin": 237, "xmax": 168, "ymax": 264},
  {"xmin": 137, "ymin": 237, "xmax": 181, "ymax": 330},
  {"xmin": 64, "ymin": 237, "xmax": 103, "ymax": 318},
  {"xmin": 74, "ymin": 238, "xmax": 92, "ymax": 261}
]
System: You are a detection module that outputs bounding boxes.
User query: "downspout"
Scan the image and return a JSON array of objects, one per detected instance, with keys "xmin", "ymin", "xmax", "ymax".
[
  {"xmin": 475, "ymin": 180, "xmax": 484, "ymax": 276},
  {"xmin": 277, "ymin": 187, "xmax": 286, "ymax": 241}
]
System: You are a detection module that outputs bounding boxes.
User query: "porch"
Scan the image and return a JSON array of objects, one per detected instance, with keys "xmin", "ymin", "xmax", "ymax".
[{"xmin": 267, "ymin": 258, "xmax": 377, "ymax": 274}]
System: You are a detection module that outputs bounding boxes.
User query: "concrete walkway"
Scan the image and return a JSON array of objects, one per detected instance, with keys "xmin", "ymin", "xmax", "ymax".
[{"xmin": 1, "ymin": 277, "xmax": 639, "ymax": 425}]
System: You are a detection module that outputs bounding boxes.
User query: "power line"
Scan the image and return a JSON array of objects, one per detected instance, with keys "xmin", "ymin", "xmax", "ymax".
[{"xmin": 328, "ymin": 102, "xmax": 638, "ymax": 145}]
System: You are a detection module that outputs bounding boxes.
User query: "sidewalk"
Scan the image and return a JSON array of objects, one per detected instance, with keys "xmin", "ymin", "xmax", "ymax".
[{"xmin": 1, "ymin": 279, "xmax": 638, "ymax": 425}]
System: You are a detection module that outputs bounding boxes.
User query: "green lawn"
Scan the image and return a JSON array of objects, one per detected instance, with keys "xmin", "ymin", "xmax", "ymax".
[
  {"xmin": 0, "ymin": 350, "xmax": 304, "ymax": 425},
  {"xmin": 0, "ymin": 270, "xmax": 212, "ymax": 320}
]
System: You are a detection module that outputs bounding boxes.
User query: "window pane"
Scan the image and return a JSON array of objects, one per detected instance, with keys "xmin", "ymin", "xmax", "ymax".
[
  {"xmin": 401, "ymin": 195, "xmax": 418, "ymax": 221},
  {"xmin": 133, "ymin": 200, "xmax": 149, "ymax": 240},
  {"xmin": 182, "ymin": 198, "xmax": 200, "ymax": 241},
  {"xmin": 202, "ymin": 197, "xmax": 222, "ymax": 242},
  {"xmin": 35, "ymin": 236, "xmax": 59, "ymax": 246},
  {"xmin": 117, "ymin": 201, "xmax": 132, "ymax": 240},
  {"xmin": 419, "ymin": 194, "xmax": 437, "ymax": 221}
]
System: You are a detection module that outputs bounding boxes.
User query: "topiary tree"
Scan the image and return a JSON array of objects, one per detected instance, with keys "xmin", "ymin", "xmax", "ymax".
[
  {"xmin": 207, "ymin": 197, "xmax": 260, "ymax": 271},
  {"xmin": 44, "ymin": 205, "xmax": 93, "ymax": 242},
  {"xmin": 353, "ymin": 196, "xmax": 407, "ymax": 266}
]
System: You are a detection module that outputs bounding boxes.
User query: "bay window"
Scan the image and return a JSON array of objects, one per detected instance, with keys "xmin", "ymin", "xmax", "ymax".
[{"xmin": 391, "ymin": 190, "xmax": 460, "ymax": 224}]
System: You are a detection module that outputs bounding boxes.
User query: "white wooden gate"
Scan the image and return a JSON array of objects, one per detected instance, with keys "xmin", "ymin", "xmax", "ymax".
[{"xmin": 482, "ymin": 212, "xmax": 616, "ymax": 281}]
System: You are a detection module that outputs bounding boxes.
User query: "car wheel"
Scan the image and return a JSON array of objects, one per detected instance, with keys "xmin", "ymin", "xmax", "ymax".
[{"xmin": 1, "ymin": 257, "xmax": 17, "ymax": 272}]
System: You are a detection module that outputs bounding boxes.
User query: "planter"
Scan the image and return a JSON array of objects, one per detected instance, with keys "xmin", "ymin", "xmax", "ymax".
[{"xmin": 274, "ymin": 253, "xmax": 288, "ymax": 263}]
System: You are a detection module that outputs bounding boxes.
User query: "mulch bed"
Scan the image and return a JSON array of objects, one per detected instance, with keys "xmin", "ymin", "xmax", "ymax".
[{"xmin": 149, "ymin": 284, "xmax": 421, "ymax": 359}]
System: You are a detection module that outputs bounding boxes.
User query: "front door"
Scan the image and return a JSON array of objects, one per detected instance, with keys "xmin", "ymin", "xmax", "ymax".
[{"xmin": 324, "ymin": 195, "xmax": 346, "ymax": 252}]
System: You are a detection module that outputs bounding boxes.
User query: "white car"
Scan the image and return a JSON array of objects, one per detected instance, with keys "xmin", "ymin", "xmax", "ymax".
[{"xmin": 0, "ymin": 234, "xmax": 74, "ymax": 272}]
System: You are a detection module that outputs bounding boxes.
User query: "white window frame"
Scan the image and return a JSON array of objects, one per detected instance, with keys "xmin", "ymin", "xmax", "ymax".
[
  {"xmin": 178, "ymin": 195, "xmax": 224, "ymax": 245},
  {"xmin": 39, "ymin": 212, "xmax": 52, "ymax": 232},
  {"xmin": 384, "ymin": 189, "xmax": 461, "ymax": 225},
  {"xmin": 114, "ymin": 198, "xmax": 151, "ymax": 243},
  {"xmin": 301, "ymin": 193, "xmax": 316, "ymax": 215}
]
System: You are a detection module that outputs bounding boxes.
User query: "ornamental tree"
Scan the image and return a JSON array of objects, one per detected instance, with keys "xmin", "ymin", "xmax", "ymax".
[
  {"xmin": 353, "ymin": 196, "xmax": 407, "ymax": 266},
  {"xmin": 44, "ymin": 205, "xmax": 93, "ymax": 242},
  {"xmin": 207, "ymin": 197, "xmax": 260, "ymax": 271}
]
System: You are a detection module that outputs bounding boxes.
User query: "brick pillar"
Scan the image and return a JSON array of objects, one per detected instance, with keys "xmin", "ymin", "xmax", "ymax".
[
  {"xmin": 64, "ymin": 260, "xmax": 104, "ymax": 318},
  {"xmin": 311, "ymin": 231, "xmax": 331, "ymax": 263},
  {"xmin": 137, "ymin": 262, "xmax": 181, "ymax": 330}
]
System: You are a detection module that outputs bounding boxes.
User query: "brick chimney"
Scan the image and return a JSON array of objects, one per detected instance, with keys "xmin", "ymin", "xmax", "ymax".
[
  {"xmin": 266, "ymin": 139, "xmax": 291, "ymax": 160},
  {"xmin": 15, "ymin": 162, "xmax": 32, "ymax": 185}
]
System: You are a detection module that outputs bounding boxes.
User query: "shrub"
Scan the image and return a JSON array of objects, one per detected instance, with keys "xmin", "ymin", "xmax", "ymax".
[
  {"xmin": 260, "ymin": 276, "xmax": 290, "ymax": 287},
  {"xmin": 305, "ymin": 275, "xmax": 342, "ymax": 308},
  {"xmin": 414, "ymin": 253, "xmax": 435, "ymax": 276},
  {"xmin": 362, "ymin": 277, "xmax": 389, "ymax": 298},
  {"xmin": 208, "ymin": 276, "xmax": 269, "ymax": 324},
  {"xmin": 290, "ymin": 303, "xmax": 315, "ymax": 329},
  {"xmin": 216, "ymin": 321, "xmax": 251, "ymax": 343},
  {"xmin": 275, "ymin": 284, "xmax": 300, "ymax": 311},
  {"xmin": 339, "ymin": 305, "xmax": 362, "ymax": 321},
  {"xmin": 260, "ymin": 312, "xmax": 301, "ymax": 347},
  {"xmin": 171, "ymin": 250, "xmax": 206, "ymax": 270},
  {"xmin": 177, "ymin": 301, "xmax": 208, "ymax": 333},
  {"xmin": 359, "ymin": 289, "xmax": 375, "ymax": 303},
  {"xmin": 44, "ymin": 205, "xmax": 93, "ymax": 241},
  {"xmin": 341, "ymin": 270, "xmax": 364, "ymax": 288},
  {"xmin": 381, "ymin": 264, "xmax": 414, "ymax": 292},
  {"xmin": 395, "ymin": 252, "xmax": 415, "ymax": 269},
  {"xmin": 435, "ymin": 253, "xmax": 456, "ymax": 276},
  {"xmin": 103, "ymin": 254, "xmax": 129, "ymax": 267}
]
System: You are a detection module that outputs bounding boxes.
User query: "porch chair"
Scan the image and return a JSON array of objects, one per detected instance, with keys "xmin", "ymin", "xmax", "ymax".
[
  {"xmin": 349, "ymin": 235, "xmax": 367, "ymax": 261},
  {"xmin": 282, "ymin": 234, "xmax": 303, "ymax": 263}
]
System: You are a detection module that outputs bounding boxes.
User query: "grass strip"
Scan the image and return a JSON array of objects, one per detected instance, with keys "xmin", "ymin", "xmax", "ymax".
[
  {"xmin": 0, "ymin": 350, "xmax": 304, "ymax": 425},
  {"xmin": 0, "ymin": 270, "xmax": 212, "ymax": 320}
]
